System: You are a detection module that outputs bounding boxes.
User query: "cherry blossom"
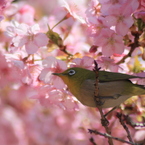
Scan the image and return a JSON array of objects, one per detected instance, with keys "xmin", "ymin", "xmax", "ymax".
[
  {"xmin": 134, "ymin": 130, "xmax": 145, "ymax": 142},
  {"xmin": 30, "ymin": 85, "xmax": 63, "ymax": 106},
  {"xmin": 97, "ymin": 57, "xmax": 120, "ymax": 72},
  {"xmin": 14, "ymin": 5, "xmax": 35, "ymax": 25},
  {"xmin": 86, "ymin": 16, "xmax": 109, "ymax": 37},
  {"xmin": 0, "ymin": 53, "xmax": 22, "ymax": 88},
  {"xmin": 60, "ymin": 0, "xmax": 86, "ymax": 23},
  {"xmin": 98, "ymin": 0, "xmax": 127, "ymax": 15},
  {"xmin": 94, "ymin": 29, "xmax": 124, "ymax": 56},
  {"xmin": 6, "ymin": 22, "xmax": 48, "ymax": 54},
  {"xmin": 105, "ymin": 4, "xmax": 134, "ymax": 36},
  {"xmin": 70, "ymin": 56, "xmax": 94, "ymax": 70},
  {"xmin": 85, "ymin": 0, "xmax": 100, "ymax": 24},
  {"xmin": 0, "ymin": 0, "xmax": 7, "ymax": 10},
  {"xmin": 39, "ymin": 56, "xmax": 67, "ymax": 89},
  {"xmin": 134, "ymin": 11, "xmax": 145, "ymax": 22}
]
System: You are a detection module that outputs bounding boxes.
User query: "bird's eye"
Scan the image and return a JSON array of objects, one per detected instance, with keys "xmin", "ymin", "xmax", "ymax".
[{"xmin": 68, "ymin": 69, "xmax": 76, "ymax": 76}]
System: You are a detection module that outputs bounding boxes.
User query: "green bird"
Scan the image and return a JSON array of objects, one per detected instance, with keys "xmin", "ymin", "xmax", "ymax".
[{"xmin": 53, "ymin": 67, "xmax": 145, "ymax": 108}]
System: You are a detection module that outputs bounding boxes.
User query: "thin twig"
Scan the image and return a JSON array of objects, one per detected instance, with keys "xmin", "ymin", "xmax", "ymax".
[
  {"xmin": 88, "ymin": 129, "xmax": 139, "ymax": 145},
  {"xmin": 116, "ymin": 113, "xmax": 134, "ymax": 143},
  {"xmin": 59, "ymin": 45, "xmax": 73, "ymax": 58},
  {"xmin": 123, "ymin": 114, "xmax": 145, "ymax": 128},
  {"xmin": 116, "ymin": 32, "xmax": 140, "ymax": 65},
  {"xmin": 104, "ymin": 106, "xmax": 118, "ymax": 117},
  {"xmin": 89, "ymin": 137, "xmax": 97, "ymax": 145},
  {"xmin": 51, "ymin": 13, "xmax": 70, "ymax": 30}
]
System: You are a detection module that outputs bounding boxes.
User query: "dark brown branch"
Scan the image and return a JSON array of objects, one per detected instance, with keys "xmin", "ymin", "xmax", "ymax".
[
  {"xmin": 59, "ymin": 45, "xmax": 73, "ymax": 58},
  {"xmin": 89, "ymin": 137, "xmax": 97, "ymax": 145},
  {"xmin": 93, "ymin": 60, "xmax": 113, "ymax": 145},
  {"xmin": 122, "ymin": 114, "xmax": 145, "ymax": 128},
  {"xmin": 88, "ymin": 129, "xmax": 139, "ymax": 145},
  {"xmin": 116, "ymin": 113, "xmax": 134, "ymax": 143},
  {"xmin": 116, "ymin": 32, "xmax": 140, "ymax": 65}
]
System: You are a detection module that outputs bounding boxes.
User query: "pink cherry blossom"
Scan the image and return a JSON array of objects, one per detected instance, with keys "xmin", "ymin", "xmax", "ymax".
[
  {"xmin": 60, "ymin": 0, "xmax": 86, "ymax": 24},
  {"xmin": 97, "ymin": 57, "xmax": 120, "ymax": 72},
  {"xmin": 98, "ymin": 0, "xmax": 127, "ymax": 15},
  {"xmin": 85, "ymin": 0, "xmax": 100, "ymax": 24},
  {"xmin": 138, "ymin": 0, "xmax": 145, "ymax": 11},
  {"xmin": 31, "ymin": 85, "xmax": 78, "ymax": 110},
  {"xmin": 39, "ymin": 56, "xmax": 67, "ymax": 89},
  {"xmin": 105, "ymin": 5, "xmax": 134, "ymax": 36},
  {"xmin": 0, "ymin": 52, "xmax": 22, "ymax": 88},
  {"xmin": 6, "ymin": 22, "xmax": 48, "ymax": 54},
  {"xmin": 61, "ymin": 96, "xmax": 79, "ymax": 110},
  {"xmin": 85, "ymin": 2, "xmax": 108, "ymax": 36},
  {"xmin": 14, "ymin": 5, "xmax": 35, "ymax": 25},
  {"xmin": 134, "ymin": 11, "xmax": 145, "ymax": 22},
  {"xmin": 0, "ymin": 0, "xmax": 13, "ymax": 16},
  {"xmin": 31, "ymin": 85, "xmax": 63, "ymax": 106},
  {"xmin": 134, "ymin": 130, "xmax": 145, "ymax": 142},
  {"xmin": 86, "ymin": 16, "xmax": 109, "ymax": 37},
  {"xmin": 62, "ymin": 22, "xmax": 90, "ymax": 55},
  {"xmin": 94, "ymin": 29, "xmax": 124, "ymax": 56},
  {"xmin": 70, "ymin": 56, "xmax": 94, "ymax": 70},
  {"xmin": 0, "ymin": 0, "xmax": 7, "ymax": 10},
  {"xmin": 125, "ymin": 0, "xmax": 139, "ymax": 13}
]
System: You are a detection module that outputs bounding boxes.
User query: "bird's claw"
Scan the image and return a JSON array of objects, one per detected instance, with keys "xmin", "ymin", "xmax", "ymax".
[
  {"xmin": 101, "ymin": 118, "xmax": 109, "ymax": 126},
  {"xmin": 95, "ymin": 96, "xmax": 105, "ymax": 106}
]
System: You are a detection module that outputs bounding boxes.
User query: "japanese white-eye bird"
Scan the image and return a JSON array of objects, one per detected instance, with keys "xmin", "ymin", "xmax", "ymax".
[{"xmin": 53, "ymin": 67, "xmax": 145, "ymax": 108}]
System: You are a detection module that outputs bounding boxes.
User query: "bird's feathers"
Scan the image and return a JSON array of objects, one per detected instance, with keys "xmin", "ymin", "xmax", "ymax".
[
  {"xmin": 98, "ymin": 71, "xmax": 141, "ymax": 82},
  {"xmin": 80, "ymin": 79, "xmax": 145, "ymax": 108},
  {"xmin": 54, "ymin": 67, "xmax": 145, "ymax": 108}
]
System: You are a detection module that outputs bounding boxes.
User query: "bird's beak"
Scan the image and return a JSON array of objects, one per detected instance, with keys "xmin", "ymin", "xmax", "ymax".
[
  {"xmin": 52, "ymin": 73, "xmax": 63, "ymax": 76},
  {"xmin": 52, "ymin": 73, "xmax": 60, "ymax": 76}
]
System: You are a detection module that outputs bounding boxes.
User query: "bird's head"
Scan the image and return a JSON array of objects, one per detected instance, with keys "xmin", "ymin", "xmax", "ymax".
[{"xmin": 52, "ymin": 67, "xmax": 94, "ymax": 87}]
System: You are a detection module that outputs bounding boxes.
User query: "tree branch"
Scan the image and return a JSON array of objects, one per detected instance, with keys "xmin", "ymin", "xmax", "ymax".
[
  {"xmin": 116, "ymin": 31, "xmax": 140, "ymax": 65},
  {"xmin": 88, "ymin": 129, "xmax": 139, "ymax": 145},
  {"xmin": 116, "ymin": 113, "xmax": 134, "ymax": 143},
  {"xmin": 93, "ymin": 60, "xmax": 114, "ymax": 145}
]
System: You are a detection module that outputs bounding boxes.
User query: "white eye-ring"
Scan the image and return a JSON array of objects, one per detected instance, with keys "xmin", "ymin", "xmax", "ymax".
[{"xmin": 68, "ymin": 69, "xmax": 76, "ymax": 76}]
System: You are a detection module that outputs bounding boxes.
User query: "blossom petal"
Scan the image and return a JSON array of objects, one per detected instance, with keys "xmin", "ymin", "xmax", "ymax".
[
  {"xmin": 42, "ymin": 56, "xmax": 57, "ymax": 68},
  {"xmin": 52, "ymin": 76, "xmax": 66, "ymax": 89},
  {"xmin": 34, "ymin": 33, "xmax": 48, "ymax": 47},
  {"xmin": 39, "ymin": 68, "xmax": 52, "ymax": 83},
  {"xmin": 25, "ymin": 41, "xmax": 39, "ymax": 54}
]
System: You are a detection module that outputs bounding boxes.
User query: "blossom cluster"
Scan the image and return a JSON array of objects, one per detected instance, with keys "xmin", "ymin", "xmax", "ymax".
[{"xmin": 0, "ymin": 0, "xmax": 145, "ymax": 145}]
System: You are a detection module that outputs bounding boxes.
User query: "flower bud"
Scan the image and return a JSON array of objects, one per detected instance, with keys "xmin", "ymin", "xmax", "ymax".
[
  {"xmin": 89, "ymin": 45, "xmax": 98, "ymax": 53},
  {"xmin": 47, "ymin": 29, "xmax": 63, "ymax": 47}
]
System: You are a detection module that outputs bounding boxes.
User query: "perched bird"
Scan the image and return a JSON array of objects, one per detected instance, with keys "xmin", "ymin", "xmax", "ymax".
[{"xmin": 53, "ymin": 67, "xmax": 145, "ymax": 108}]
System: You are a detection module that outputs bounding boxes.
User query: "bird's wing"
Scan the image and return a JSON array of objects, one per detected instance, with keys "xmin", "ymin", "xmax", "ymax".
[{"xmin": 98, "ymin": 71, "xmax": 142, "ymax": 82}]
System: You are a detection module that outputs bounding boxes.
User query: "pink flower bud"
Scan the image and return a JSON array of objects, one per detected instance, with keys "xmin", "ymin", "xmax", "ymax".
[
  {"xmin": 89, "ymin": 45, "xmax": 98, "ymax": 53},
  {"xmin": 0, "ymin": 0, "xmax": 6, "ymax": 10}
]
